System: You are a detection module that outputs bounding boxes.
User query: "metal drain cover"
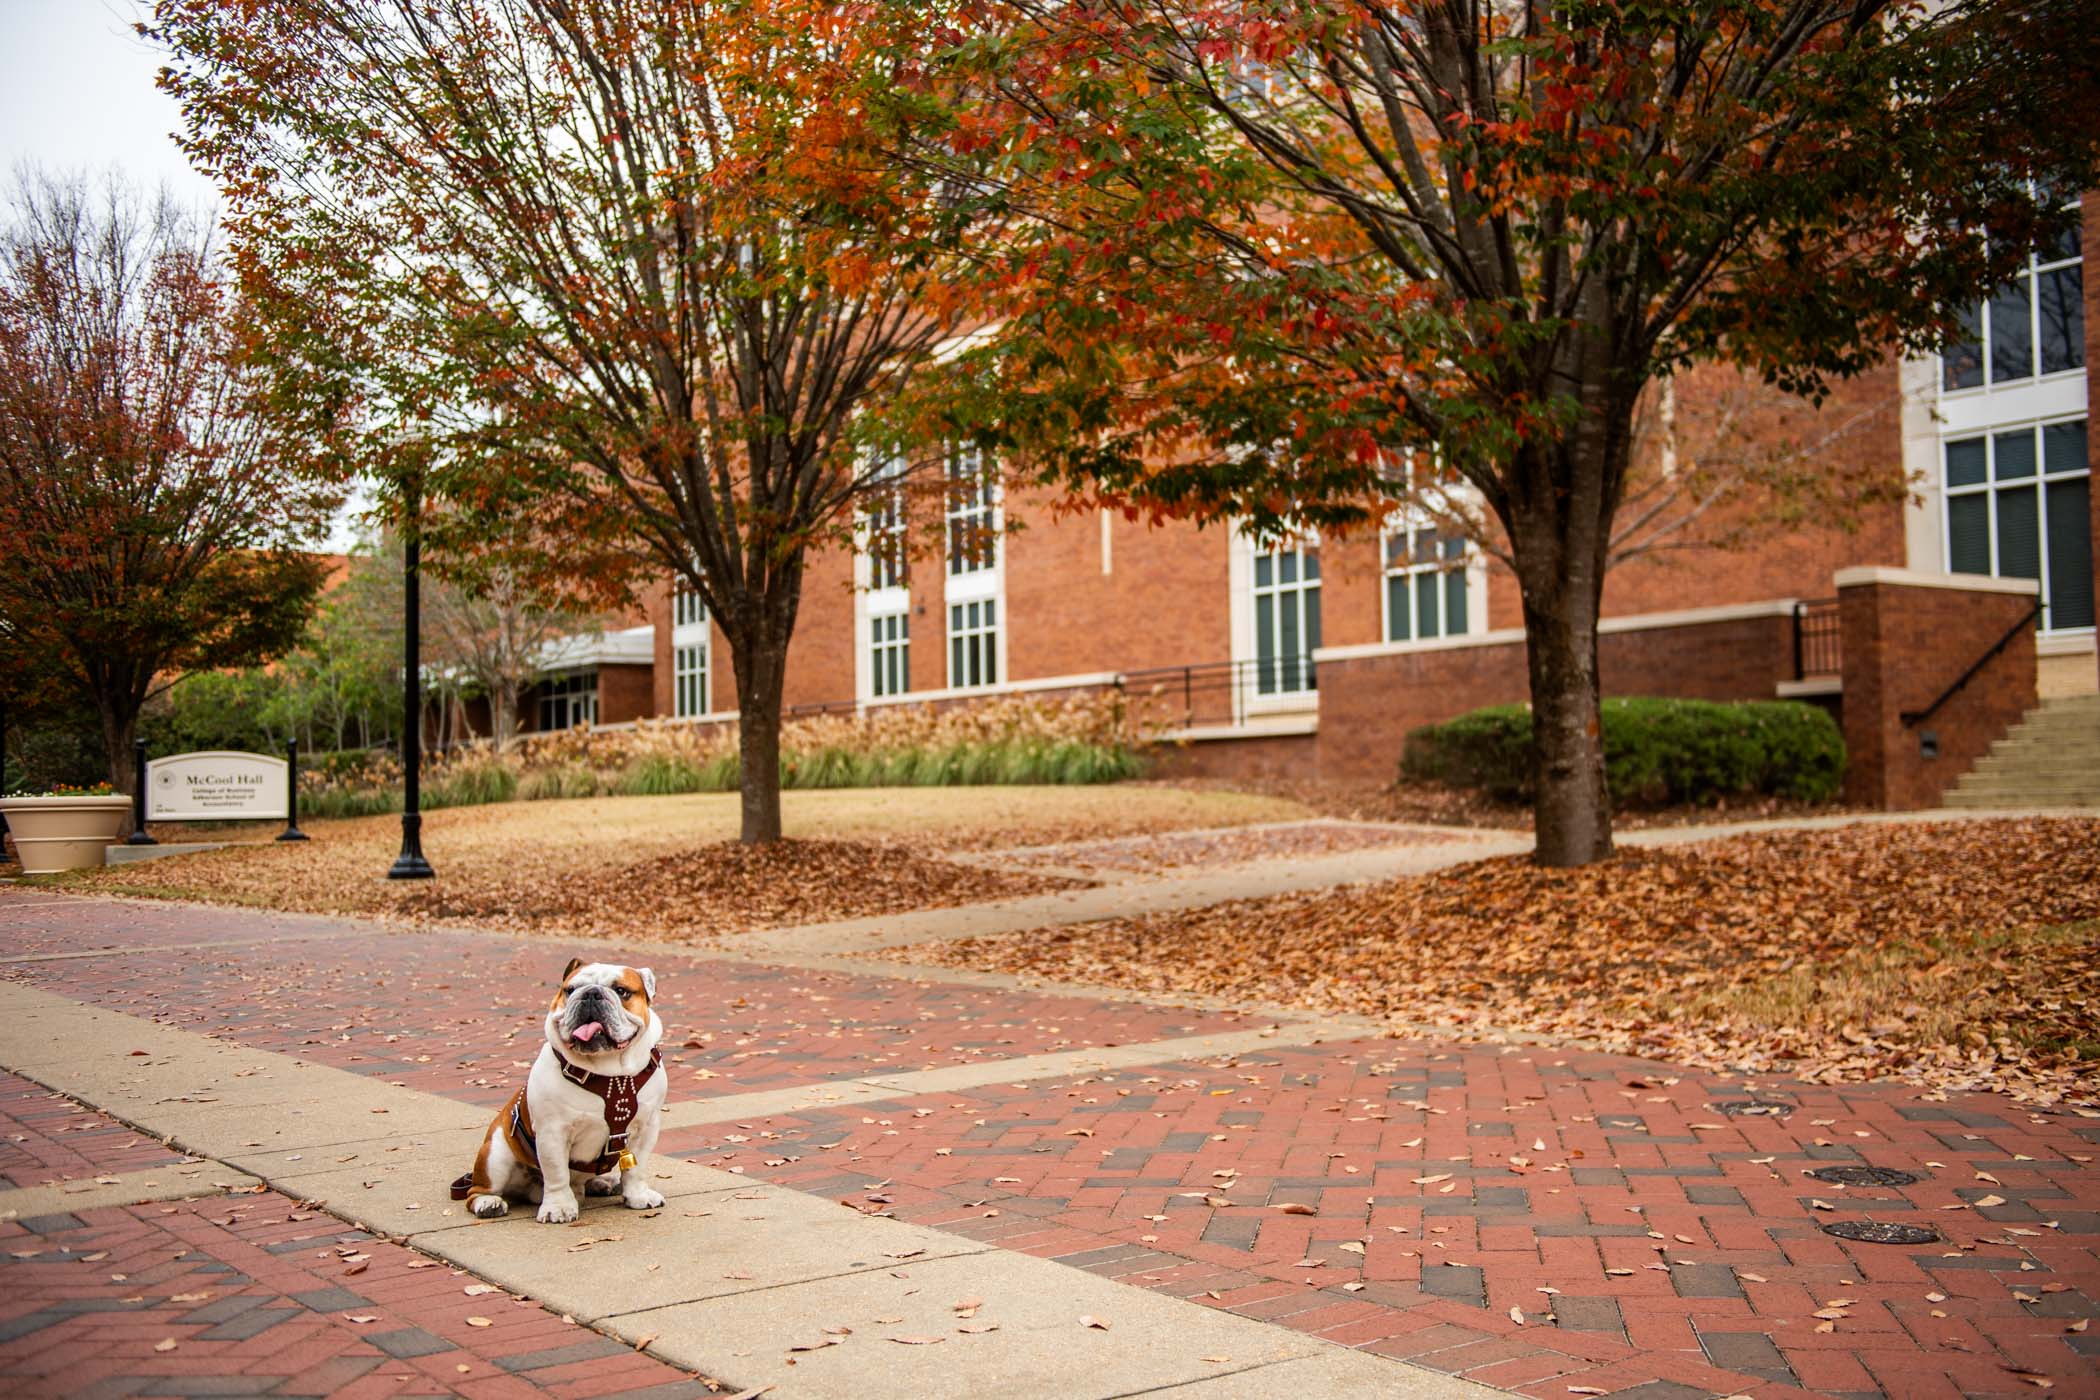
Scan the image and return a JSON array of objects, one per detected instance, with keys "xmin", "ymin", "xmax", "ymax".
[
  {"xmin": 1821, "ymin": 1220, "xmax": 1939, "ymax": 1245},
  {"xmin": 1714, "ymin": 1099, "xmax": 1794, "ymax": 1118},
  {"xmin": 1807, "ymin": 1166, "xmax": 1921, "ymax": 1188}
]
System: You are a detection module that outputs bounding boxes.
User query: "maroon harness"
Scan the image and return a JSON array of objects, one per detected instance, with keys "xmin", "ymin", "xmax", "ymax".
[{"xmin": 451, "ymin": 1049, "xmax": 662, "ymax": 1201}]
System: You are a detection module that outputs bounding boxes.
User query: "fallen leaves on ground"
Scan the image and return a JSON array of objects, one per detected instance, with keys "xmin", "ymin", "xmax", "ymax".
[
  {"xmin": 392, "ymin": 838, "xmax": 1076, "ymax": 940},
  {"xmin": 1150, "ymin": 776, "xmax": 1855, "ymax": 833},
  {"xmin": 46, "ymin": 786, "xmax": 1306, "ymax": 935},
  {"xmin": 889, "ymin": 818, "xmax": 2100, "ymax": 1103},
  {"xmin": 989, "ymin": 820, "xmax": 1476, "ymax": 877}
]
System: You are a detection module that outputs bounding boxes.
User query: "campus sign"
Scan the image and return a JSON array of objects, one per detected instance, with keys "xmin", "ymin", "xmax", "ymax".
[{"xmin": 145, "ymin": 751, "xmax": 290, "ymax": 821}]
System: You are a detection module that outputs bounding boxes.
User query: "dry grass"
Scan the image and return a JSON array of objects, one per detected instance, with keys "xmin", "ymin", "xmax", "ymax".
[{"xmin": 51, "ymin": 785, "xmax": 1311, "ymax": 935}]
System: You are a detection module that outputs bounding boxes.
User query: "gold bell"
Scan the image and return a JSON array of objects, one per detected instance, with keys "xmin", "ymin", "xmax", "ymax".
[{"xmin": 618, "ymin": 1150, "xmax": 638, "ymax": 1172}]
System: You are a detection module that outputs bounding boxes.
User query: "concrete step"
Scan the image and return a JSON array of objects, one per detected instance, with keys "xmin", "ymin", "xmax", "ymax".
[{"xmin": 1939, "ymin": 691, "xmax": 2100, "ymax": 810}]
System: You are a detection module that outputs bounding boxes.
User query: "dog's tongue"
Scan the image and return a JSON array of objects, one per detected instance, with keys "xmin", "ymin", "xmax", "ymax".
[{"xmin": 571, "ymin": 1022, "xmax": 602, "ymax": 1044}]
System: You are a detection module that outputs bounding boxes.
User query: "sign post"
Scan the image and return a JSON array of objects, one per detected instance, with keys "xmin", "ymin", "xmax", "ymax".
[
  {"xmin": 127, "ymin": 739, "xmax": 157, "ymax": 846},
  {"xmin": 277, "ymin": 739, "xmax": 309, "ymax": 843}
]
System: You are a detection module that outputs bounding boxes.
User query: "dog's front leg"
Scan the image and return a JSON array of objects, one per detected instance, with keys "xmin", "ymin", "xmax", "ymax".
[
  {"xmin": 619, "ymin": 1107, "xmax": 667, "ymax": 1211},
  {"xmin": 534, "ymin": 1126, "xmax": 580, "ymax": 1224}
]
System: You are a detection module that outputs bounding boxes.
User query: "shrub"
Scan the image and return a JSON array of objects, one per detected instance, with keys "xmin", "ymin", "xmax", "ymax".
[
  {"xmin": 423, "ymin": 759, "xmax": 518, "ymax": 809},
  {"xmin": 1401, "ymin": 697, "xmax": 1844, "ymax": 807},
  {"xmin": 611, "ymin": 753, "xmax": 715, "ymax": 797},
  {"xmin": 518, "ymin": 764, "xmax": 600, "ymax": 801}
]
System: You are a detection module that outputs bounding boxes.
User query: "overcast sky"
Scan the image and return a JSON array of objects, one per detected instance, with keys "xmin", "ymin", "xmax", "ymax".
[{"xmin": 0, "ymin": 0, "xmax": 370, "ymax": 551}]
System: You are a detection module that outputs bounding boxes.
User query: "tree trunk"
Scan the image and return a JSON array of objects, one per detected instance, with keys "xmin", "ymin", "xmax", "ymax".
[
  {"xmin": 1516, "ymin": 565, "xmax": 1612, "ymax": 866},
  {"xmin": 729, "ymin": 635, "xmax": 788, "ymax": 845},
  {"xmin": 494, "ymin": 679, "xmax": 518, "ymax": 750},
  {"xmin": 98, "ymin": 698, "xmax": 138, "ymax": 794}
]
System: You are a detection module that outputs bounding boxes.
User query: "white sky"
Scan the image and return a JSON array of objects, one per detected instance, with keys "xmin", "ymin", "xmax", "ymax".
[{"xmin": 0, "ymin": 0, "xmax": 369, "ymax": 551}]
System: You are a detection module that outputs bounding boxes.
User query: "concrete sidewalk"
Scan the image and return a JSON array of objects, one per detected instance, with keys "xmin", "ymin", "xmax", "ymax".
[{"xmin": 0, "ymin": 975, "xmax": 1490, "ymax": 1400}]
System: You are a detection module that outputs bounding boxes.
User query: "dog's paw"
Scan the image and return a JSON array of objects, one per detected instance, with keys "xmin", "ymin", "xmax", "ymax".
[
  {"xmin": 469, "ymin": 1194, "xmax": 509, "ymax": 1218},
  {"xmin": 584, "ymin": 1172, "xmax": 622, "ymax": 1197},
  {"xmin": 536, "ymin": 1195, "xmax": 579, "ymax": 1224},
  {"xmin": 622, "ymin": 1185, "xmax": 666, "ymax": 1211}
]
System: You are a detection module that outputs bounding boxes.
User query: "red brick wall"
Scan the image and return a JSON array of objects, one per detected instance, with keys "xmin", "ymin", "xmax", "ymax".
[
  {"xmin": 596, "ymin": 663, "xmax": 654, "ymax": 725},
  {"xmin": 1310, "ymin": 608, "xmax": 1801, "ymax": 784},
  {"xmin": 1837, "ymin": 573, "xmax": 2039, "ymax": 809},
  {"xmin": 1002, "ymin": 492, "xmax": 1233, "ymax": 678},
  {"xmin": 1147, "ymin": 732, "xmax": 1323, "ymax": 783}
]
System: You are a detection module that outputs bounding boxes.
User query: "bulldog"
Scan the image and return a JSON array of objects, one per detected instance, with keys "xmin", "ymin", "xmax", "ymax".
[{"xmin": 450, "ymin": 958, "xmax": 669, "ymax": 1223}]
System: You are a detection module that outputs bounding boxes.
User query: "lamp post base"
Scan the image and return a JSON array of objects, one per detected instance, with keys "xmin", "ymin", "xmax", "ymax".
[
  {"xmin": 386, "ymin": 813, "xmax": 433, "ymax": 880},
  {"xmin": 387, "ymin": 850, "xmax": 434, "ymax": 879}
]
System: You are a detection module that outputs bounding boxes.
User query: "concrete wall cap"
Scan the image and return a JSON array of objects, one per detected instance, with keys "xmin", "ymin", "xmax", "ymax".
[{"xmin": 1832, "ymin": 566, "xmax": 2041, "ymax": 596}]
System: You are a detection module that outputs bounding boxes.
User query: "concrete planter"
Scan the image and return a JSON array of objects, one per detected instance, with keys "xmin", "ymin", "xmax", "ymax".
[{"xmin": 0, "ymin": 796, "xmax": 132, "ymax": 874}]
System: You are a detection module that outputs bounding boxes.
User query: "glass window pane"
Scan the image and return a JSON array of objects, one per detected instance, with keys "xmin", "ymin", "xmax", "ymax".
[
  {"xmin": 1997, "ymin": 485, "xmax": 2040, "ymax": 580},
  {"xmin": 1416, "ymin": 570, "xmax": 1440, "ymax": 638},
  {"xmin": 1946, "ymin": 437, "xmax": 1988, "ymax": 487},
  {"xmin": 1948, "ymin": 493, "xmax": 1991, "ymax": 574},
  {"xmin": 1279, "ymin": 551, "xmax": 1297, "ymax": 585},
  {"xmin": 1943, "ymin": 304, "xmax": 1984, "ymax": 390},
  {"xmin": 1304, "ymin": 584, "xmax": 1321, "ymax": 655},
  {"xmin": 1303, "ymin": 549, "xmax": 1320, "ymax": 581},
  {"xmin": 2046, "ymin": 478, "xmax": 2094, "ymax": 629},
  {"xmin": 1989, "ymin": 279, "xmax": 2034, "ymax": 382},
  {"xmin": 1254, "ymin": 553, "xmax": 1271, "ymax": 589},
  {"xmin": 2044, "ymin": 420, "xmax": 2088, "ymax": 475},
  {"xmin": 1387, "ymin": 576, "xmax": 1410, "ymax": 641},
  {"xmin": 1995, "ymin": 428, "xmax": 2037, "ymax": 480},
  {"xmin": 1255, "ymin": 594, "xmax": 1275, "ymax": 693},
  {"xmin": 1446, "ymin": 568, "xmax": 1469, "ymax": 634},
  {"xmin": 1281, "ymin": 588, "xmax": 1300, "ymax": 665},
  {"xmin": 2038, "ymin": 265, "xmax": 2085, "ymax": 375},
  {"xmin": 1385, "ymin": 534, "xmax": 1406, "ymax": 568}
]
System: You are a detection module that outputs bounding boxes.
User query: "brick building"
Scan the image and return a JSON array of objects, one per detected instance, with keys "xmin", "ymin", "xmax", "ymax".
[{"xmin": 510, "ymin": 196, "xmax": 2096, "ymax": 809}]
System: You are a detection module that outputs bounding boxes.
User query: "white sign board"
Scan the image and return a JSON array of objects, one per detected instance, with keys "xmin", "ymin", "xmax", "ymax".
[{"xmin": 146, "ymin": 751, "xmax": 289, "ymax": 821}]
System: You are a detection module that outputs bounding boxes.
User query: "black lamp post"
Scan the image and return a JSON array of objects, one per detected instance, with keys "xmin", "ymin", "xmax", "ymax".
[{"xmin": 388, "ymin": 469, "xmax": 434, "ymax": 880}]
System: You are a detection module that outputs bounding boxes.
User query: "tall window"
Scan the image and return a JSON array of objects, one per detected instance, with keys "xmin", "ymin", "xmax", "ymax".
[
  {"xmin": 1251, "ymin": 543, "xmax": 1320, "ymax": 695},
  {"xmin": 865, "ymin": 453, "xmax": 908, "ymax": 590},
  {"xmin": 672, "ymin": 577, "xmax": 709, "ymax": 716},
  {"xmin": 949, "ymin": 599, "xmax": 997, "ymax": 688},
  {"xmin": 946, "ymin": 446, "xmax": 997, "ymax": 575},
  {"xmin": 1944, "ymin": 192, "xmax": 2084, "ymax": 390},
  {"xmin": 1945, "ymin": 419, "xmax": 2093, "ymax": 631},
  {"xmin": 1384, "ymin": 526, "xmax": 1471, "ymax": 642},
  {"xmin": 537, "ymin": 669, "xmax": 598, "ymax": 730},
  {"xmin": 872, "ymin": 612, "xmax": 910, "ymax": 697}
]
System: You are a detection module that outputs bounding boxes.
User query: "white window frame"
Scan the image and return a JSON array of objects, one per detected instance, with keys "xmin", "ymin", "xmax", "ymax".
[
  {"xmin": 671, "ymin": 576, "xmax": 711, "ymax": 717},
  {"xmin": 536, "ymin": 668, "xmax": 599, "ymax": 731},
  {"xmin": 1229, "ymin": 530, "xmax": 1321, "ymax": 716},
  {"xmin": 1942, "ymin": 187, "xmax": 2084, "ymax": 394},
  {"xmin": 948, "ymin": 596, "xmax": 999, "ymax": 690},
  {"xmin": 1380, "ymin": 519, "xmax": 1488, "ymax": 646},
  {"xmin": 1925, "ymin": 185, "xmax": 2090, "ymax": 639},
  {"xmin": 942, "ymin": 445, "xmax": 1006, "ymax": 689},
  {"xmin": 870, "ymin": 609, "xmax": 910, "ymax": 698},
  {"xmin": 1940, "ymin": 415, "xmax": 2093, "ymax": 635}
]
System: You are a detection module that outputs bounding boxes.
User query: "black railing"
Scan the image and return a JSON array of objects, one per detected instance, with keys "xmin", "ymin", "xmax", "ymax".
[
  {"xmin": 1901, "ymin": 598, "xmax": 2045, "ymax": 728},
  {"xmin": 1116, "ymin": 655, "xmax": 1317, "ymax": 730},
  {"xmin": 1792, "ymin": 598, "xmax": 1841, "ymax": 679}
]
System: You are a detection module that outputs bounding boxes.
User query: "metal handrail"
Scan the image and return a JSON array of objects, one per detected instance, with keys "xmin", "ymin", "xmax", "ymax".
[
  {"xmin": 1900, "ymin": 598, "xmax": 2045, "ymax": 727},
  {"xmin": 1117, "ymin": 655, "xmax": 1317, "ymax": 729},
  {"xmin": 1791, "ymin": 597, "xmax": 1841, "ymax": 679}
]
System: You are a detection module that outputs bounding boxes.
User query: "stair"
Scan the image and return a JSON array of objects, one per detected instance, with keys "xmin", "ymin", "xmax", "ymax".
[{"xmin": 1943, "ymin": 692, "xmax": 2100, "ymax": 809}]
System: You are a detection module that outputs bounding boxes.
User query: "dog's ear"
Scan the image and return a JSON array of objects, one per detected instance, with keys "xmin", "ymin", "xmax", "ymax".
[
  {"xmin": 637, "ymin": 966, "xmax": 656, "ymax": 1000},
  {"xmin": 559, "ymin": 956, "xmax": 585, "ymax": 984}
]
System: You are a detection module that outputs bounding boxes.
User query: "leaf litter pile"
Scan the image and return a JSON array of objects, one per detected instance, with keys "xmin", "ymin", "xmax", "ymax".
[
  {"xmin": 892, "ymin": 818, "xmax": 2100, "ymax": 1104},
  {"xmin": 392, "ymin": 837, "xmax": 1078, "ymax": 939}
]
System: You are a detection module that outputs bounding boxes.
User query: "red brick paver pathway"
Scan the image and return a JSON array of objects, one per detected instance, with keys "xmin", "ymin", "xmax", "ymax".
[
  {"xmin": 0, "ymin": 1055, "xmax": 720, "ymax": 1399},
  {"xmin": 3, "ymin": 889, "xmax": 2096, "ymax": 1399}
]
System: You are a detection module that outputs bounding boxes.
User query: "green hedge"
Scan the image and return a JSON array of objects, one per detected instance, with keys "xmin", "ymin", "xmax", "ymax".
[{"xmin": 1400, "ymin": 697, "xmax": 1844, "ymax": 807}]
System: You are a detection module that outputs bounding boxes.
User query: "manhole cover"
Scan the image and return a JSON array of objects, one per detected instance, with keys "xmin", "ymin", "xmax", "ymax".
[
  {"xmin": 1714, "ymin": 1099, "xmax": 1794, "ymax": 1118},
  {"xmin": 1807, "ymin": 1165, "xmax": 1920, "ymax": 1188},
  {"xmin": 1821, "ymin": 1220, "xmax": 1939, "ymax": 1245}
]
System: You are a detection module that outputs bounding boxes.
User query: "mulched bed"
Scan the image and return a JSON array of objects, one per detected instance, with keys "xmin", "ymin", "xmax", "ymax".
[
  {"xmin": 393, "ymin": 836, "xmax": 1084, "ymax": 941},
  {"xmin": 889, "ymin": 817, "xmax": 2100, "ymax": 1104}
]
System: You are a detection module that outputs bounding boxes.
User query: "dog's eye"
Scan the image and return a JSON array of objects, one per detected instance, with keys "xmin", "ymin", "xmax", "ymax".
[{"xmin": 615, "ymin": 986, "xmax": 632, "ymax": 1000}]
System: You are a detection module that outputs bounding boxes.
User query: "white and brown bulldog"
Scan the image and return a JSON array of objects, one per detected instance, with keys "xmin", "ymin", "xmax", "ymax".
[{"xmin": 451, "ymin": 958, "xmax": 669, "ymax": 1223}]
